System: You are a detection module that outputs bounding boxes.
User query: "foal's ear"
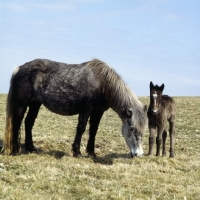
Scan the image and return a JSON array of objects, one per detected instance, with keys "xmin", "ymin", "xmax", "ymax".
[
  {"xmin": 143, "ymin": 105, "xmax": 148, "ymax": 112},
  {"xmin": 160, "ymin": 84, "xmax": 165, "ymax": 92},
  {"xmin": 122, "ymin": 105, "xmax": 132, "ymax": 118},
  {"xmin": 150, "ymin": 81, "xmax": 154, "ymax": 89}
]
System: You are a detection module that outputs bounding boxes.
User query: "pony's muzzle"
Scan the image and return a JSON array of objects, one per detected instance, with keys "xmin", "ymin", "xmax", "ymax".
[{"xmin": 131, "ymin": 150, "xmax": 142, "ymax": 157}]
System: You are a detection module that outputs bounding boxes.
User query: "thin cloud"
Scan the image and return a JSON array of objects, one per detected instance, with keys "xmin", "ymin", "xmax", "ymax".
[
  {"xmin": 164, "ymin": 13, "xmax": 182, "ymax": 22},
  {"xmin": 0, "ymin": 2, "xmax": 26, "ymax": 12},
  {"xmin": 0, "ymin": 0, "xmax": 103, "ymax": 12},
  {"xmin": 72, "ymin": 0, "xmax": 103, "ymax": 2},
  {"xmin": 0, "ymin": 2, "xmax": 74, "ymax": 12}
]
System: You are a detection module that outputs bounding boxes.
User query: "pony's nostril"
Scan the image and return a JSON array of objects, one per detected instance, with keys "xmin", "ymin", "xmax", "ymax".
[
  {"xmin": 131, "ymin": 152, "xmax": 137, "ymax": 158},
  {"xmin": 131, "ymin": 152, "xmax": 136, "ymax": 158},
  {"xmin": 131, "ymin": 152, "xmax": 133, "ymax": 158}
]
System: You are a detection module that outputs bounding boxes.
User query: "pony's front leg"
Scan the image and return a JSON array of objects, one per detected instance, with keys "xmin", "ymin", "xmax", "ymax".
[
  {"xmin": 148, "ymin": 126, "xmax": 156, "ymax": 156},
  {"xmin": 156, "ymin": 127, "xmax": 164, "ymax": 156},
  {"xmin": 169, "ymin": 121, "xmax": 175, "ymax": 157},
  {"xmin": 72, "ymin": 110, "xmax": 91, "ymax": 157},
  {"xmin": 86, "ymin": 110, "xmax": 104, "ymax": 157}
]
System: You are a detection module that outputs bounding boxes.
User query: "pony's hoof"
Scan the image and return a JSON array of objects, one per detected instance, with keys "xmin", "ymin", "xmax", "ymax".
[
  {"xmin": 88, "ymin": 152, "xmax": 96, "ymax": 157},
  {"xmin": 12, "ymin": 151, "xmax": 20, "ymax": 156},
  {"xmin": 73, "ymin": 153, "xmax": 82, "ymax": 158},
  {"xmin": 25, "ymin": 146, "xmax": 38, "ymax": 154},
  {"xmin": 12, "ymin": 147, "xmax": 20, "ymax": 156}
]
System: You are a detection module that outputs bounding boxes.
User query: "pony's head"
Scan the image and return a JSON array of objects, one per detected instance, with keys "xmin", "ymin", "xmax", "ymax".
[
  {"xmin": 121, "ymin": 106, "xmax": 146, "ymax": 157},
  {"xmin": 149, "ymin": 81, "xmax": 164, "ymax": 115}
]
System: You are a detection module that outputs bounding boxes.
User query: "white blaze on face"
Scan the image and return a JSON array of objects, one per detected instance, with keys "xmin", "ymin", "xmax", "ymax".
[
  {"xmin": 153, "ymin": 92, "xmax": 157, "ymax": 105},
  {"xmin": 152, "ymin": 91, "xmax": 159, "ymax": 113}
]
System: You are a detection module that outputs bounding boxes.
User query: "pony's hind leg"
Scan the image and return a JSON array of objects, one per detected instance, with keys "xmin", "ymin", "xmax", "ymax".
[
  {"xmin": 24, "ymin": 101, "xmax": 41, "ymax": 152},
  {"xmin": 86, "ymin": 110, "xmax": 104, "ymax": 157},
  {"xmin": 12, "ymin": 106, "xmax": 27, "ymax": 154},
  {"xmin": 162, "ymin": 130, "xmax": 167, "ymax": 156},
  {"xmin": 72, "ymin": 108, "xmax": 92, "ymax": 157}
]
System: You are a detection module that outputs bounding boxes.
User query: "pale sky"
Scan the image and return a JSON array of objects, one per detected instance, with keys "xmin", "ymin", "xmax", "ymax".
[{"xmin": 0, "ymin": 0, "xmax": 199, "ymax": 96}]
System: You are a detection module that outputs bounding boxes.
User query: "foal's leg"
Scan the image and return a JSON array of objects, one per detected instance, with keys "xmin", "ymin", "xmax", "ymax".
[
  {"xmin": 72, "ymin": 109, "xmax": 91, "ymax": 157},
  {"xmin": 169, "ymin": 121, "xmax": 175, "ymax": 157},
  {"xmin": 86, "ymin": 110, "xmax": 104, "ymax": 157},
  {"xmin": 156, "ymin": 127, "xmax": 164, "ymax": 156},
  {"xmin": 24, "ymin": 101, "xmax": 41, "ymax": 152},
  {"xmin": 12, "ymin": 106, "xmax": 27, "ymax": 154},
  {"xmin": 148, "ymin": 125, "xmax": 156, "ymax": 156},
  {"xmin": 162, "ymin": 130, "xmax": 167, "ymax": 156}
]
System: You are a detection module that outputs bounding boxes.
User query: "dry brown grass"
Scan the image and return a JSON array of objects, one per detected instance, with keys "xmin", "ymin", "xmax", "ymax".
[{"xmin": 0, "ymin": 95, "xmax": 200, "ymax": 199}]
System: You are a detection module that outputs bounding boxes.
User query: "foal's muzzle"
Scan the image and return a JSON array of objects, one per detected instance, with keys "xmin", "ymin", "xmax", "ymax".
[{"xmin": 151, "ymin": 109, "xmax": 158, "ymax": 115}]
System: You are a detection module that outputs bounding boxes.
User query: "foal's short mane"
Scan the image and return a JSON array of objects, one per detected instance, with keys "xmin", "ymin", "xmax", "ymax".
[{"xmin": 87, "ymin": 59, "xmax": 147, "ymax": 133}]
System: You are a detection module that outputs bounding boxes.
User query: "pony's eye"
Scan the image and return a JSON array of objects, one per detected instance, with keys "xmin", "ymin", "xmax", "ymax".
[{"xmin": 129, "ymin": 126, "xmax": 134, "ymax": 131}]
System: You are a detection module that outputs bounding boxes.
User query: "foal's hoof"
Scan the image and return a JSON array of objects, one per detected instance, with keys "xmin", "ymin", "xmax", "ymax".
[{"xmin": 169, "ymin": 151, "xmax": 174, "ymax": 158}]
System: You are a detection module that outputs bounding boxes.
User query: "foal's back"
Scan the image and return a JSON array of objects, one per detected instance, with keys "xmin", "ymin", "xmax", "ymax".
[{"xmin": 161, "ymin": 95, "xmax": 176, "ymax": 121}]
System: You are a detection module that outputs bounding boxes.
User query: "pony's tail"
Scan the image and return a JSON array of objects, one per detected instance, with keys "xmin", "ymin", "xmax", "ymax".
[{"xmin": 2, "ymin": 68, "xmax": 19, "ymax": 155}]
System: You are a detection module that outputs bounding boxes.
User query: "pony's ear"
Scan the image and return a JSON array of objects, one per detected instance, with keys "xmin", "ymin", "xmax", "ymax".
[
  {"xmin": 160, "ymin": 84, "xmax": 165, "ymax": 92},
  {"xmin": 122, "ymin": 105, "xmax": 132, "ymax": 118},
  {"xmin": 150, "ymin": 81, "xmax": 154, "ymax": 89}
]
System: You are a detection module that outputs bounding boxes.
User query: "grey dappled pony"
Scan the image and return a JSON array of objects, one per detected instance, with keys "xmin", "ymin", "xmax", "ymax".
[{"xmin": 3, "ymin": 59, "xmax": 147, "ymax": 157}]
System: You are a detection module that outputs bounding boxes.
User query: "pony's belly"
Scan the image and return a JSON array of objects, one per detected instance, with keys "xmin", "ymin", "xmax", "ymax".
[{"xmin": 43, "ymin": 102, "xmax": 81, "ymax": 116}]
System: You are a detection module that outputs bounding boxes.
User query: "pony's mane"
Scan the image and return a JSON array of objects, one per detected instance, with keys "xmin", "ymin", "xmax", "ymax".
[
  {"xmin": 87, "ymin": 59, "xmax": 138, "ymax": 107},
  {"xmin": 87, "ymin": 59, "xmax": 146, "ymax": 132}
]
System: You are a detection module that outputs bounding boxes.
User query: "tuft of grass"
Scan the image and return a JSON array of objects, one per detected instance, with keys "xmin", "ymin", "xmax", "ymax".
[{"xmin": 0, "ymin": 95, "xmax": 200, "ymax": 199}]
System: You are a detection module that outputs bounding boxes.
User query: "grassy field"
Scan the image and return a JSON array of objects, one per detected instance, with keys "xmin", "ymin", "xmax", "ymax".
[{"xmin": 0, "ymin": 94, "xmax": 200, "ymax": 199}]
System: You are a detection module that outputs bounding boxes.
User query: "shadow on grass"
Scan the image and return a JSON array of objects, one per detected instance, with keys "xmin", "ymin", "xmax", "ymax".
[
  {"xmin": 0, "ymin": 139, "xmax": 132, "ymax": 163},
  {"xmin": 91, "ymin": 153, "xmax": 131, "ymax": 165},
  {"xmin": 0, "ymin": 139, "xmax": 3, "ymax": 152},
  {"xmin": 45, "ymin": 150, "xmax": 70, "ymax": 159},
  {"xmin": 16, "ymin": 143, "xmax": 70, "ymax": 159}
]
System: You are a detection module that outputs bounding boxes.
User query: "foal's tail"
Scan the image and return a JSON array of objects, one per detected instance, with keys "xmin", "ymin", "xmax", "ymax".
[{"xmin": 2, "ymin": 68, "xmax": 19, "ymax": 155}]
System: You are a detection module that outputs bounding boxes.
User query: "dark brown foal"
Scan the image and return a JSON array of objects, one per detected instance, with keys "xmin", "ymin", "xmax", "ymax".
[{"xmin": 147, "ymin": 81, "xmax": 176, "ymax": 157}]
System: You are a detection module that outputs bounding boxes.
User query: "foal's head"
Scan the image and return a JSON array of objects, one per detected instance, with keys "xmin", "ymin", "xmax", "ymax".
[{"xmin": 149, "ymin": 81, "xmax": 164, "ymax": 115}]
